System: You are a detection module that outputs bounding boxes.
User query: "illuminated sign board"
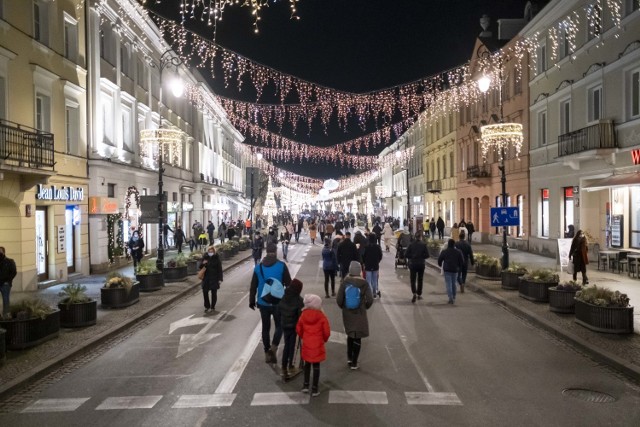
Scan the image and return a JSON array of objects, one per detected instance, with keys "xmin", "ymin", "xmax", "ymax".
[
  {"xmin": 89, "ymin": 197, "xmax": 119, "ymax": 214},
  {"xmin": 36, "ymin": 184, "xmax": 84, "ymax": 201}
]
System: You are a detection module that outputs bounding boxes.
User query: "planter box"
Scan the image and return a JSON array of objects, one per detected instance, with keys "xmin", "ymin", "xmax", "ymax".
[
  {"xmin": 501, "ymin": 271, "xmax": 524, "ymax": 290},
  {"xmin": 101, "ymin": 282, "xmax": 140, "ymax": 308},
  {"xmin": 575, "ymin": 300, "xmax": 634, "ymax": 334},
  {"xmin": 0, "ymin": 311, "xmax": 60, "ymax": 350},
  {"xmin": 518, "ymin": 279, "xmax": 557, "ymax": 302},
  {"xmin": 0, "ymin": 328, "xmax": 5, "ymax": 362},
  {"xmin": 548, "ymin": 288, "xmax": 577, "ymax": 314},
  {"xmin": 164, "ymin": 266, "xmax": 188, "ymax": 282},
  {"xmin": 186, "ymin": 260, "xmax": 199, "ymax": 275},
  {"xmin": 476, "ymin": 264, "xmax": 502, "ymax": 280},
  {"xmin": 136, "ymin": 272, "xmax": 164, "ymax": 292},
  {"xmin": 58, "ymin": 300, "xmax": 97, "ymax": 328},
  {"xmin": 427, "ymin": 248, "xmax": 441, "ymax": 259}
]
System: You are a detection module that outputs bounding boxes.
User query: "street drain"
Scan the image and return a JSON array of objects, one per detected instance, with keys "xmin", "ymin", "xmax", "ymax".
[{"xmin": 562, "ymin": 388, "xmax": 617, "ymax": 403}]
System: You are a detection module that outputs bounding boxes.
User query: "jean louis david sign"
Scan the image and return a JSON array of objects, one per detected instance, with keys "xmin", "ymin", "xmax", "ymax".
[{"xmin": 36, "ymin": 184, "xmax": 84, "ymax": 202}]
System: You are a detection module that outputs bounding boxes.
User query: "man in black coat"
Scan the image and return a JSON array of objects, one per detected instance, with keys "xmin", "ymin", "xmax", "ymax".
[
  {"xmin": 337, "ymin": 231, "xmax": 360, "ymax": 279},
  {"xmin": 0, "ymin": 246, "xmax": 17, "ymax": 316},
  {"xmin": 436, "ymin": 216, "xmax": 445, "ymax": 240},
  {"xmin": 405, "ymin": 233, "xmax": 429, "ymax": 303},
  {"xmin": 455, "ymin": 231, "xmax": 474, "ymax": 293},
  {"xmin": 438, "ymin": 239, "xmax": 465, "ymax": 304},
  {"xmin": 207, "ymin": 221, "xmax": 215, "ymax": 245}
]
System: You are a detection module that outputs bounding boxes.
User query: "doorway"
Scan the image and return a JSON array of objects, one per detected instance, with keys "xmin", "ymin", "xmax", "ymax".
[
  {"xmin": 65, "ymin": 206, "xmax": 76, "ymax": 273},
  {"xmin": 35, "ymin": 206, "xmax": 48, "ymax": 281}
]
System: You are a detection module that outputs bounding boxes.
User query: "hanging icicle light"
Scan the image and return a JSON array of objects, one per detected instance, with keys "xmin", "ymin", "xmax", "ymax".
[{"xmin": 480, "ymin": 123, "xmax": 523, "ymax": 162}]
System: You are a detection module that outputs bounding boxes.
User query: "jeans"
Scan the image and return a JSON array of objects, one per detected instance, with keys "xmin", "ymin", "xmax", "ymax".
[
  {"xmin": 409, "ymin": 265, "xmax": 425, "ymax": 296},
  {"xmin": 282, "ymin": 328, "xmax": 297, "ymax": 368},
  {"xmin": 0, "ymin": 283, "xmax": 10, "ymax": 315},
  {"xmin": 457, "ymin": 264, "xmax": 468, "ymax": 285},
  {"xmin": 259, "ymin": 304, "xmax": 282, "ymax": 353},
  {"xmin": 282, "ymin": 243, "xmax": 289, "ymax": 260},
  {"xmin": 323, "ymin": 269, "xmax": 336, "ymax": 296},
  {"xmin": 444, "ymin": 271, "xmax": 457, "ymax": 302},
  {"xmin": 366, "ymin": 270, "xmax": 379, "ymax": 295}
]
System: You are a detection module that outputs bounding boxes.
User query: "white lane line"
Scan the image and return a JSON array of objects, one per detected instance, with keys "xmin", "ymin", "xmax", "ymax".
[
  {"xmin": 251, "ymin": 392, "xmax": 310, "ymax": 406},
  {"xmin": 328, "ymin": 391, "xmax": 388, "ymax": 405},
  {"xmin": 95, "ymin": 396, "xmax": 163, "ymax": 410},
  {"xmin": 405, "ymin": 392, "xmax": 462, "ymax": 405},
  {"xmin": 172, "ymin": 394, "xmax": 236, "ymax": 408},
  {"xmin": 22, "ymin": 398, "xmax": 90, "ymax": 413},
  {"xmin": 214, "ymin": 321, "xmax": 262, "ymax": 394},
  {"xmin": 328, "ymin": 330, "xmax": 348, "ymax": 345}
]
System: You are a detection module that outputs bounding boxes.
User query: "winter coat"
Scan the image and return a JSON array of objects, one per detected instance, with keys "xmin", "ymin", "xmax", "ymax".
[
  {"xmin": 405, "ymin": 240, "xmax": 429, "ymax": 268},
  {"xmin": 466, "ymin": 222, "xmax": 475, "ymax": 233},
  {"xmin": 438, "ymin": 247, "xmax": 464, "ymax": 273},
  {"xmin": 174, "ymin": 229, "xmax": 186, "ymax": 245},
  {"xmin": 201, "ymin": 253, "xmax": 223, "ymax": 290},
  {"xmin": 383, "ymin": 223, "xmax": 395, "ymax": 239},
  {"xmin": 336, "ymin": 275, "xmax": 373, "ymax": 339},
  {"xmin": 326, "ymin": 224, "xmax": 334, "ymax": 235},
  {"xmin": 128, "ymin": 237, "xmax": 144, "ymax": 260},
  {"xmin": 252, "ymin": 236, "xmax": 264, "ymax": 260},
  {"xmin": 322, "ymin": 245, "xmax": 338, "ymax": 271},
  {"xmin": 249, "ymin": 255, "xmax": 292, "ymax": 307},
  {"xmin": 436, "ymin": 217, "xmax": 445, "ymax": 232},
  {"xmin": 337, "ymin": 238, "xmax": 360, "ymax": 267},
  {"xmin": 455, "ymin": 240, "xmax": 475, "ymax": 267},
  {"xmin": 309, "ymin": 224, "xmax": 317, "ymax": 240},
  {"xmin": 372, "ymin": 223, "xmax": 382, "ymax": 237},
  {"xmin": 362, "ymin": 242, "xmax": 383, "ymax": 271},
  {"xmin": 279, "ymin": 289, "xmax": 304, "ymax": 330},
  {"xmin": 451, "ymin": 227, "xmax": 460, "ymax": 242},
  {"xmin": 296, "ymin": 308, "xmax": 330, "ymax": 363},
  {"xmin": 569, "ymin": 235, "xmax": 589, "ymax": 266},
  {"xmin": 429, "ymin": 220, "xmax": 436, "ymax": 234}
]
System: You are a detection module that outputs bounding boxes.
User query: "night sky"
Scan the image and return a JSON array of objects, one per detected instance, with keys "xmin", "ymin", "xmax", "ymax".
[{"xmin": 149, "ymin": 0, "xmax": 529, "ymax": 178}]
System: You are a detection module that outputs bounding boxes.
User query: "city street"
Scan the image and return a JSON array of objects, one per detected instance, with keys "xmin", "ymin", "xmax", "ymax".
[{"xmin": 1, "ymin": 238, "xmax": 640, "ymax": 426}]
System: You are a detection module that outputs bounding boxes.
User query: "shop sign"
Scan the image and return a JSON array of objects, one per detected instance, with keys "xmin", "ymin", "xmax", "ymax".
[
  {"xmin": 89, "ymin": 197, "xmax": 119, "ymax": 214},
  {"xmin": 632, "ymin": 149, "xmax": 640, "ymax": 165},
  {"xmin": 203, "ymin": 201, "xmax": 214, "ymax": 210},
  {"xmin": 57, "ymin": 225, "xmax": 66, "ymax": 253},
  {"xmin": 36, "ymin": 184, "xmax": 84, "ymax": 202},
  {"xmin": 182, "ymin": 202, "xmax": 194, "ymax": 212}
]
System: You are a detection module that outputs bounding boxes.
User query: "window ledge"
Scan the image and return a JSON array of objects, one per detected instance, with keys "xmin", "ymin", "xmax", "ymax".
[{"xmin": 31, "ymin": 39, "xmax": 54, "ymax": 57}]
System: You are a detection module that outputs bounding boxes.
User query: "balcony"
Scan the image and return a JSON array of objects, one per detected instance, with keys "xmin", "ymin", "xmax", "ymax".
[
  {"xmin": 466, "ymin": 164, "xmax": 491, "ymax": 185},
  {"xmin": 426, "ymin": 180, "xmax": 442, "ymax": 193},
  {"xmin": 0, "ymin": 119, "xmax": 55, "ymax": 188},
  {"xmin": 558, "ymin": 121, "xmax": 616, "ymax": 157}
]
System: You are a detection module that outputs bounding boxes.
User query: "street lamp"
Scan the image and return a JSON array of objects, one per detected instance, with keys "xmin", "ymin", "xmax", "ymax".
[
  {"xmin": 249, "ymin": 152, "xmax": 262, "ymax": 226},
  {"xmin": 476, "ymin": 50, "xmax": 523, "ymax": 270}
]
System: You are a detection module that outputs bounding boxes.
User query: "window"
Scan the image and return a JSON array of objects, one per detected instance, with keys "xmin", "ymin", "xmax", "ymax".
[
  {"xmin": 517, "ymin": 195, "xmax": 524, "ymax": 237},
  {"xmin": 107, "ymin": 183, "xmax": 115, "ymax": 198},
  {"xmin": 65, "ymin": 104, "xmax": 79, "ymax": 155},
  {"xmin": 33, "ymin": 1, "xmax": 49, "ymax": 45},
  {"xmin": 136, "ymin": 57, "xmax": 147, "ymax": 89},
  {"xmin": 63, "ymin": 15, "xmax": 78, "ymax": 62},
  {"xmin": 122, "ymin": 107, "xmax": 132, "ymax": 152},
  {"xmin": 631, "ymin": 187, "xmax": 640, "ymax": 248},
  {"xmin": 0, "ymin": 0, "xmax": 4, "ymax": 19},
  {"xmin": 0, "ymin": 75, "xmax": 5, "ymax": 120},
  {"xmin": 588, "ymin": 86, "xmax": 602, "ymax": 122},
  {"xmin": 100, "ymin": 22, "xmax": 116, "ymax": 65},
  {"xmin": 121, "ymin": 44, "xmax": 131, "ymax": 77},
  {"xmin": 450, "ymin": 152, "xmax": 454, "ymax": 177},
  {"xmin": 626, "ymin": 0, "xmax": 640, "ymax": 16},
  {"xmin": 537, "ymin": 110, "xmax": 547, "ymax": 146},
  {"xmin": 560, "ymin": 99, "xmax": 571, "ymax": 135},
  {"xmin": 101, "ymin": 97, "xmax": 114, "ymax": 145},
  {"xmin": 536, "ymin": 42, "xmax": 547, "ymax": 75},
  {"xmin": 541, "ymin": 189, "xmax": 549, "ymax": 237},
  {"xmin": 35, "ymin": 93, "xmax": 51, "ymax": 132},
  {"xmin": 630, "ymin": 69, "xmax": 640, "ymax": 119},
  {"xmin": 442, "ymin": 155, "xmax": 446, "ymax": 178},
  {"xmin": 564, "ymin": 187, "xmax": 574, "ymax": 236},
  {"xmin": 559, "ymin": 27, "xmax": 571, "ymax": 59}
]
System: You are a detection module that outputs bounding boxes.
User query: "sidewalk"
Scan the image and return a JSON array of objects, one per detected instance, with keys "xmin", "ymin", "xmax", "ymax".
[
  {"xmin": 425, "ymin": 240, "xmax": 640, "ymax": 381},
  {"xmin": 0, "ymin": 248, "xmax": 253, "ymax": 400}
]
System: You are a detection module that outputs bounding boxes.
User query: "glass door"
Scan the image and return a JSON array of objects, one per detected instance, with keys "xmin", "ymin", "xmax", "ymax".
[
  {"xmin": 35, "ymin": 207, "xmax": 48, "ymax": 281},
  {"xmin": 65, "ymin": 207, "xmax": 75, "ymax": 273}
]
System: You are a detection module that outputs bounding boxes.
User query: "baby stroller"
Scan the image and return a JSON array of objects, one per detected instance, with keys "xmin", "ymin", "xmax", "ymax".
[{"xmin": 394, "ymin": 232, "xmax": 412, "ymax": 269}]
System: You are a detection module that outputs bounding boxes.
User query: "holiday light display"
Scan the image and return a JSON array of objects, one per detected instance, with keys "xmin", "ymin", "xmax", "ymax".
[
  {"xmin": 140, "ymin": 128, "xmax": 184, "ymax": 166},
  {"xmin": 480, "ymin": 123, "xmax": 524, "ymax": 162}
]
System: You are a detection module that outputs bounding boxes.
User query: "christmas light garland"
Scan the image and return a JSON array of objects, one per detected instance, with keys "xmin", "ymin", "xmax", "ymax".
[{"xmin": 107, "ymin": 213, "xmax": 125, "ymax": 264}]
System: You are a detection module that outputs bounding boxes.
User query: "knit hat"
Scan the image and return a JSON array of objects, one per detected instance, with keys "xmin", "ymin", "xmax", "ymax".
[
  {"xmin": 266, "ymin": 242, "xmax": 278, "ymax": 253},
  {"xmin": 447, "ymin": 238, "xmax": 455, "ymax": 248},
  {"xmin": 289, "ymin": 278, "xmax": 303, "ymax": 295},
  {"xmin": 368, "ymin": 233, "xmax": 377, "ymax": 244},
  {"xmin": 303, "ymin": 294, "xmax": 322, "ymax": 310},
  {"xmin": 349, "ymin": 260, "xmax": 362, "ymax": 276}
]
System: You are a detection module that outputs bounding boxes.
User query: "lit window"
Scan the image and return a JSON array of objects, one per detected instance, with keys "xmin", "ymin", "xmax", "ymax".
[
  {"xmin": 536, "ymin": 42, "xmax": 547, "ymax": 75},
  {"xmin": 65, "ymin": 104, "xmax": 79, "ymax": 155},
  {"xmin": 541, "ymin": 189, "xmax": 549, "ymax": 237},
  {"xmin": 63, "ymin": 14, "xmax": 78, "ymax": 62}
]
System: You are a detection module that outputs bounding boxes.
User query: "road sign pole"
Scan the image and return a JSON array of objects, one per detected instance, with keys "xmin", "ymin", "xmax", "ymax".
[{"xmin": 500, "ymin": 146, "xmax": 509, "ymax": 270}]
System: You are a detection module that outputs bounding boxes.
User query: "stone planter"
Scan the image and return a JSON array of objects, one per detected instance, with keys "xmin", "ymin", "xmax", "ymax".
[
  {"xmin": 163, "ymin": 266, "xmax": 188, "ymax": 282},
  {"xmin": 548, "ymin": 288, "xmax": 577, "ymax": 314},
  {"xmin": 186, "ymin": 260, "xmax": 199, "ymax": 275},
  {"xmin": 101, "ymin": 282, "xmax": 140, "ymax": 308},
  {"xmin": 518, "ymin": 279, "xmax": 557, "ymax": 302},
  {"xmin": 475, "ymin": 264, "xmax": 502, "ymax": 280},
  {"xmin": 575, "ymin": 300, "xmax": 634, "ymax": 334},
  {"xmin": 427, "ymin": 247, "xmax": 441, "ymax": 259},
  {"xmin": 0, "ymin": 311, "xmax": 60, "ymax": 350},
  {"xmin": 501, "ymin": 271, "xmax": 524, "ymax": 290},
  {"xmin": 0, "ymin": 328, "xmax": 5, "ymax": 362},
  {"xmin": 136, "ymin": 272, "xmax": 164, "ymax": 292},
  {"xmin": 58, "ymin": 300, "xmax": 97, "ymax": 328}
]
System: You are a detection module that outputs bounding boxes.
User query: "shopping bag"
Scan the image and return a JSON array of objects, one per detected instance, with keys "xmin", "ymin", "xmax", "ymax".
[
  {"xmin": 197, "ymin": 267, "xmax": 206, "ymax": 281},
  {"xmin": 566, "ymin": 262, "xmax": 574, "ymax": 275}
]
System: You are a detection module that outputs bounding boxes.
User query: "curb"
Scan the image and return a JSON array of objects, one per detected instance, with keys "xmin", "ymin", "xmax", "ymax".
[{"xmin": 0, "ymin": 254, "xmax": 253, "ymax": 400}]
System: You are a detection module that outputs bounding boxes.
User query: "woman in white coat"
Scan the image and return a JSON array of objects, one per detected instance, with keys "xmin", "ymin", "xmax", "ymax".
[{"xmin": 382, "ymin": 223, "xmax": 395, "ymax": 252}]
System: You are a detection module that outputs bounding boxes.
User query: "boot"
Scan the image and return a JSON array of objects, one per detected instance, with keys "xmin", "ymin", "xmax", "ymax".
[
  {"xmin": 269, "ymin": 345, "xmax": 278, "ymax": 365},
  {"xmin": 281, "ymin": 365, "xmax": 289, "ymax": 381},
  {"xmin": 460, "ymin": 284, "xmax": 465, "ymax": 293},
  {"xmin": 265, "ymin": 351, "xmax": 272, "ymax": 363}
]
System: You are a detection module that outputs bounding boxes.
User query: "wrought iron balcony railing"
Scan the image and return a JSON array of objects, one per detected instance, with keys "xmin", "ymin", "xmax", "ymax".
[
  {"xmin": 558, "ymin": 121, "xmax": 616, "ymax": 157},
  {"xmin": 426, "ymin": 180, "xmax": 442, "ymax": 193},
  {"xmin": 466, "ymin": 164, "xmax": 491, "ymax": 180},
  {"xmin": 0, "ymin": 119, "xmax": 54, "ymax": 169}
]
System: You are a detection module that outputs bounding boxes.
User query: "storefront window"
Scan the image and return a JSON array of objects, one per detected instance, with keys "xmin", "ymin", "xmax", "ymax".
[
  {"xmin": 541, "ymin": 189, "xmax": 549, "ymax": 237},
  {"xmin": 564, "ymin": 187, "xmax": 574, "ymax": 235},
  {"xmin": 517, "ymin": 195, "xmax": 524, "ymax": 237},
  {"xmin": 631, "ymin": 187, "xmax": 640, "ymax": 248}
]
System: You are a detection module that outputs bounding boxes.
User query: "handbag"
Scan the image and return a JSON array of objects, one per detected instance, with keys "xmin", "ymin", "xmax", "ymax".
[
  {"xmin": 197, "ymin": 266, "xmax": 206, "ymax": 281},
  {"xmin": 566, "ymin": 262, "xmax": 574, "ymax": 275}
]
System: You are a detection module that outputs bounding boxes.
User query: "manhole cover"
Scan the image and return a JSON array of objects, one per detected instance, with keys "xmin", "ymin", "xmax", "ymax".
[{"xmin": 562, "ymin": 388, "xmax": 616, "ymax": 403}]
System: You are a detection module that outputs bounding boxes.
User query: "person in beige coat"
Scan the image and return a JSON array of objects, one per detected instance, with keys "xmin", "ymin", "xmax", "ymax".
[{"xmin": 382, "ymin": 223, "xmax": 395, "ymax": 252}]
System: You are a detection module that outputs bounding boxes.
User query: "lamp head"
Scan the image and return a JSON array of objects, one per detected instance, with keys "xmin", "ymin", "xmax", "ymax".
[
  {"xmin": 477, "ymin": 74, "xmax": 491, "ymax": 93},
  {"xmin": 256, "ymin": 152, "xmax": 263, "ymax": 161},
  {"xmin": 170, "ymin": 77, "xmax": 184, "ymax": 98}
]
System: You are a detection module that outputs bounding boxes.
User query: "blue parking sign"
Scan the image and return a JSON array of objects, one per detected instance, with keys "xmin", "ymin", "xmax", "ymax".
[{"xmin": 490, "ymin": 207, "xmax": 520, "ymax": 226}]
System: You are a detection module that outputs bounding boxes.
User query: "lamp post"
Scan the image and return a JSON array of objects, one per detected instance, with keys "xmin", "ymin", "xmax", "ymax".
[
  {"xmin": 249, "ymin": 152, "xmax": 262, "ymax": 227},
  {"xmin": 476, "ymin": 49, "xmax": 523, "ymax": 270}
]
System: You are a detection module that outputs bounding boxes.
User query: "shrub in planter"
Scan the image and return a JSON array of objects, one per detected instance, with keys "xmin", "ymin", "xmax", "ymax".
[
  {"xmin": 227, "ymin": 240, "xmax": 239, "ymax": 255},
  {"xmin": 518, "ymin": 269, "xmax": 559, "ymax": 302},
  {"xmin": 549, "ymin": 280, "xmax": 582, "ymax": 314},
  {"xmin": 187, "ymin": 251, "xmax": 203, "ymax": 275},
  {"xmin": 0, "ymin": 298, "xmax": 60, "ymax": 350},
  {"xmin": 426, "ymin": 239, "xmax": 441, "ymax": 258},
  {"xmin": 475, "ymin": 253, "xmax": 502, "ymax": 279},
  {"xmin": 574, "ymin": 285, "xmax": 633, "ymax": 333},
  {"xmin": 135, "ymin": 259, "xmax": 164, "ymax": 291},
  {"xmin": 164, "ymin": 253, "xmax": 188, "ymax": 281},
  {"xmin": 239, "ymin": 238, "xmax": 251, "ymax": 250},
  {"xmin": 58, "ymin": 283, "xmax": 97, "ymax": 327},
  {"xmin": 501, "ymin": 263, "xmax": 528, "ymax": 290},
  {"xmin": 101, "ymin": 272, "xmax": 140, "ymax": 308}
]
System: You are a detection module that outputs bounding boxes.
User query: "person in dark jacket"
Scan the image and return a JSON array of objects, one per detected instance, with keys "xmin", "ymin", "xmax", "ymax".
[
  {"xmin": 438, "ymin": 239, "xmax": 464, "ymax": 304},
  {"xmin": 278, "ymin": 278, "xmax": 304, "ymax": 380},
  {"xmin": 207, "ymin": 221, "xmax": 215, "ymax": 245},
  {"xmin": 362, "ymin": 233, "xmax": 383, "ymax": 298},
  {"xmin": 429, "ymin": 218, "xmax": 436, "ymax": 238},
  {"xmin": 569, "ymin": 229, "xmax": 589, "ymax": 284},
  {"xmin": 296, "ymin": 218, "xmax": 304, "ymax": 242},
  {"xmin": 436, "ymin": 216, "xmax": 445, "ymax": 240},
  {"xmin": 0, "ymin": 246, "xmax": 17, "ymax": 316},
  {"xmin": 201, "ymin": 245, "xmax": 223, "ymax": 312},
  {"xmin": 405, "ymin": 233, "xmax": 429, "ymax": 303},
  {"xmin": 336, "ymin": 261, "xmax": 373, "ymax": 370},
  {"xmin": 173, "ymin": 225, "xmax": 186, "ymax": 253},
  {"xmin": 218, "ymin": 222, "xmax": 227, "ymax": 244},
  {"xmin": 466, "ymin": 221, "xmax": 475, "ymax": 242},
  {"xmin": 321, "ymin": 237, "xmax": 338, "ymax": 298},
  {"xmin": 252, "ymin": 232, "xmax": 264, "ymax": 265},
  {"xmin": 163, "ymin": 223, "xmax": 173, "ymax": 248},
  {"xmin": 455, "ymin": 231, "xmax": 474, "ymax": 293},
  {"xmin": 128, "ymin": 230, "xmax": 145, "ymax": 268},
  {"xmin": 353, "ymin": 230, "xmax": 368, "ymax": 261},
  {"xmin": 280, "ymin": 229, "xmax": 291, "ymax": 262},
  {"xmin": 372, "ymin": 222, "xmax": 383, "ymax": 245},
  {"xmin": 337, "ymin": 232, "xmax": 360, "ymax": 279}
]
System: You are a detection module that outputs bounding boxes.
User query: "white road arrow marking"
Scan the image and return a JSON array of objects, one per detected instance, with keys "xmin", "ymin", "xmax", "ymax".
[
  {"xmin": 169, "ymin": 314, "xmax": 213, "ymax": 334},
  {"xmin": 169, "ymin": 314, "xmax": 225, "ymax": 358}
]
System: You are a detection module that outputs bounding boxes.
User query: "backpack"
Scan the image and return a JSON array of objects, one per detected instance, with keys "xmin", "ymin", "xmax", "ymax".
[
  {"xmin": 259, "ymin": 263, "xmax": 285, "ymax": 304},
  {"xmin": 344, "ymin": 282, "xmax": 361, "ymax": 309}
]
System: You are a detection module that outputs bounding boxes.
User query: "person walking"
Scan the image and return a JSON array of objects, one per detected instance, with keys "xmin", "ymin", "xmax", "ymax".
[
  {"xmin": 0, "ymin": 247, "xmax": 17, "ymax": 316},
  {"xmin": 438, "ymin": 239, "xmax": 464, "ymax": 304},
  {"xmin": 405, "ymin": 233, "xmax": 429, "ymax": 303},
  {"xmin": 382, "ymin": 222, "xmax": 395, "ymax": 252},
  {"xmin": 295, "ymin": 218, "xmax": 303, "ymax": 242},
  {"xmin": 296, "ymin": 294, "xmax": 330, "ymax": 396},
  {"xmin": 127, "ymin": 230, "xmax": 144, "ymax": 269},
  {"xmin": 163, "ymin": 223, "xmax": 173, "ymax": 248},
  {"xmin": 318, "ymin": 220, "xmax": 326, "ymax": 242},
  {"xmin": 280, "ymin": 228, "xmax": 291, "ymax": 262},
  {"xmin": 250, "ymin": 242, "xmax": 292, "ymax": 364},
  {"xmin": 436, "ymin": 216, "xmax": 445, "ymax": 240},
  {"xmin": 321, "ymin": 237, "xmax": 338, "ymax": 298},
  {"xmin": 325, "ymin": 221, "xmax": 334, "ymax": 239},
  {"xmin": 455, "ymin": 231, "xmax": 474, "ymax": 293},
  {"xmin": 278, "ymin": 278, "xmax": 304, "ymax": 380},
  {"xmin": 466, "ymin": 221, "xmax": 475, "ymax": 242},
  {"xmin": 207, "ymin": 221, "xmax": 215, "ymax": 246},
  {"xmin": 336, "ymin": 261, "xmax": 374, "ymax": 370},
  {"xmin": 429, "ymin": 218, "xmax": 436, "ymax": 239},
  {"xmin": 372, "ymin": 222, "xmax": 383, "ymax": 246},
  {"xmin": 569, "ymin": 229, "xmax": 589, "ymax": 284},
  {"xmin": 218, "ymin": 222, "xmax": 227, "ymax": 244},
  {"xmin": 173, "ymin": 225, "xmax": 186, "ymax": 253},
  {"xmin": 362, "ymin": 233, "xmax": 383, "ymax": 299},
  {"xmin": 337, "ymin": 231, "xmax": 360, "ymax": 279},
  {"xmin": 201, "ymin": 245, "xmax": 223, "ymax": 313},
  {"xmin": 252, "ymin": 231, "xmax": 264, "ymax": 265},
  {"xmin": 451, "ymin": 223, "xmax": 460, "ymax": 242},
  {"xmin": 309, "ymin": 222, "xmax": 317, "ymax": 245}
]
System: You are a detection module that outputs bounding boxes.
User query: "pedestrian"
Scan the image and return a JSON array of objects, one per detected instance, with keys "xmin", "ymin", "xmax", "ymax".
[
  {"xmin": 296, "ymin": 218, "xmax": 303, "ymax": 242},
  {"xmin": 325, "ymin": 221, "xmax": 334, "ymax": 239},
  {"xmin": 455, "ymin": 231, "xmax": 474, "ymax": 293},
  {"xmin": 163, "ymin": 223, "xmax": 173, "ymax": 248},
  {"xmin": 309, "ymin": 222, "xmax": 317, "ymax": 245},
  {"xmin": 337, "ymin": 231, "xmax": 360, "ymax": 279},
  {"xmin": 569, "ymin": 229, "xmax": 589, "ymax": 284},
  {"xmin": 466, "ymin": 221, "xmax": 475, "ymax": 242},
  {"xmin": 451, "ymin": 223, "xmax": 460, "ymax": 242},
  {"xmin": 127, "ymin": 230, "xmax": 144, "ymax": 269},
  {"xmin": 372, "ymin": 221, "xmax": 382, "ymax": 246},
  {"xmin": 436, "ymin": 216, "xmax": 445, "ymax": 240},
  {"xmin": 429, "ymin": 218, "xmax": 436, "ymax": 238},
  {"xmin": 336, "ymin": 261, "xmax": 374, "ymax": 370},
  {"xmin": 250, "ymin": 242, "xmax": 292, "ymax": 364},
  {"xmin": 280, "ymin": 228, "xmax": 290, "ymax": 262},
  {"xmin": 382, "ymin": 222, "xmax": 395, "ymax": 252},
  {"xmin": 252, "ymin": 231, "xmax": 264, "ymax": 265},
  {"xmin": 218, "ymin": 222, "xmax": 227, "ymax": 244},
  {"xmin": 207, "ymin": 221, "xmax": 215, "ymax": 245},
  {"xmin": 438, "ymin": 239, "xmax": 464, "ymax": 304},
  {"xmin": 201, "ymin": 245, "xmax": 223, "ymax": 313},
  {"xmin": 565, "ymin": 224, "xmax": 575, "ymax": 238},
  {"xmin": 174, "ymin": 225, "xmax": 186, "ymax": 253},
  {"xmin": 198, "ymin": 232, "xmax": 208, "ymax": 248},
  {"xmin": 0, "ymin": 247, "xmax": 17, "ymax": 316},
  {"xmin": 423, "ymin": 218, "xmax": 430, "ymax": 239},
  {"xmin": 405, "ymin": 232, "xmax": 429, "ymax": 303},
  {"xmin": 296, "ymin": 294, "xmax": 330, "ymax": 397},
  {"xmin": 321, "ymin": 237, "xmax": 338, "ymax": 298},
  {"xmin": 318, "ymin": 220, "xmax": 326, "ymax": 242},
  {"xmin": 362, "ymin": 233, "xmax": 383, "ymax": 299},
  {"xmin": 226, "ymin": 225, "xmax": 236, "ymax": 240},
  {"xmin": 278, "ymin": 278, "xmax": 304, "ymax": 380}
]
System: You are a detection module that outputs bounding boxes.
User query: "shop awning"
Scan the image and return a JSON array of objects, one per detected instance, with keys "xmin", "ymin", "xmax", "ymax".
[
  {"xmin": 583, "ymin": 172, "xmax": 640, "ymax": 191},
  {"xmin": 227, "ymin": 194, "xmax": 251, "ymax": 211}
]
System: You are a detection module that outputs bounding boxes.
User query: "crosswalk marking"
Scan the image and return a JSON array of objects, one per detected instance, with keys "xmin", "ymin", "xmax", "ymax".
[
  {"xmin": 405, "ymin": 392, "xmax": 462, "ymax": 405},
  {"xmin": 95, "ymin": 395, "xmax": 163, "ymax": 410},
  {"xmin": 250, "ymin": 392, "xmax": 310, "ymax": 406},
  {"xmin": 22, "ymin": 398, "xmax": 90, "ymax": 413},
  {"xmin": 328, "ymin": 391, "xmax": 388, "ymax": 405},
  {"xmin": 172, "ymin": 394, "xmax": 236, "ymax": 408}
]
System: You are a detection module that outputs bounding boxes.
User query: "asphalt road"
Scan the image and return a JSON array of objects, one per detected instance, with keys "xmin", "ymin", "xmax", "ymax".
[{"xmin": 2, "ymin": 238, "xmax": 640, "ymax": 426}]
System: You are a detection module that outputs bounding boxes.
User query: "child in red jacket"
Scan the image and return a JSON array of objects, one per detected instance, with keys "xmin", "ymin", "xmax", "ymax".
[{"xmin": 296, "ymin": 294, "xmax": 331, "ymax": 397}]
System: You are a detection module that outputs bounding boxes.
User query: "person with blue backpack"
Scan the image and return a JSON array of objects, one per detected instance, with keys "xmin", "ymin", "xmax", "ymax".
[
  {"xmin": 336, "ymin": 261, "xmax": 373, "ymax": 370},
  {"xmin": 321, "ymin": 237, "xmax": 338, "ymax": 298},
  {"xmin": 250, "ymin": 243, "xmax": 292, "ymax": 364}
]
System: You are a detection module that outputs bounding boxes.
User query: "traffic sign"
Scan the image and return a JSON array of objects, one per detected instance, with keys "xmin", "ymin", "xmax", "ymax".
[{"xmin": 490, "ymin": 207, "xmax": 520, "ymax": 226}]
